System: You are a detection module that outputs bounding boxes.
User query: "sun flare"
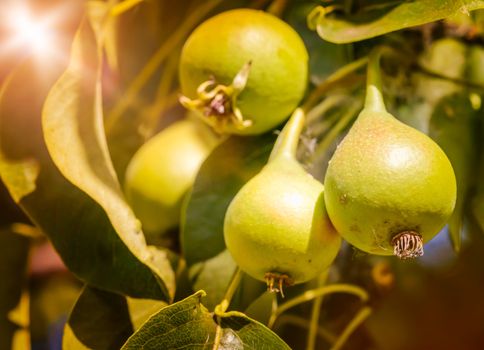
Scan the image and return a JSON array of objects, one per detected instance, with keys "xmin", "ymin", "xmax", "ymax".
[
  {"xmin": 6, "ymin": 6, "xmax": 55, "ymax": 55},
  {"xmin": 0, "ymin": 2, "xmax": 64, "ymax": 62}
]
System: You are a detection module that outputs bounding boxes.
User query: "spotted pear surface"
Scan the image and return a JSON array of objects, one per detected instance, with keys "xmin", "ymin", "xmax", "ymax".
[{"xmin": 324, "ymin": 109, "xmax": 457, "ymax": 257}]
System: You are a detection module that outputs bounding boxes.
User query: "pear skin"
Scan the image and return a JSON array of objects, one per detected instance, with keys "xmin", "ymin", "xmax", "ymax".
[
  {"xmin": 125, "ymin": 119, "xmax": 219, "ymax": 241},
  {"xmin": 224, "ymin": 157, "xmax": 341, "ymax": 285},
  {"xmin": 324, "ymin": 109, "xmax": 456, "ymax": 257},
  {"xmin": 224, "ymin": 110, "xmax": 341, "ymax": 292}
]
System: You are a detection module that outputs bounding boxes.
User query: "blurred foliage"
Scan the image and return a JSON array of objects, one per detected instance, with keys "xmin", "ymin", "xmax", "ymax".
[
  {"xmin": 0, "ymin": 230, "xmax": 30, "ymax": 350},
  {"xmin": 30, "ymin": 274, "xmax": 81, "ymax": 348}
]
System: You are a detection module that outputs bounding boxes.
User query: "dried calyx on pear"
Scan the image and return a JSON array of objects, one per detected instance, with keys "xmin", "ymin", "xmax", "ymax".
[{"xmin": 179, "ymin": 9, "xmax": 308, "ymax": 135}]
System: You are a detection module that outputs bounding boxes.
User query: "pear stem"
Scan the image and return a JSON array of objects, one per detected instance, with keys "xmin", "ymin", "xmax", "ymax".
[
  {"xmin": 215, "ymin": 267, "xmax": 243, "ymax": 315},
  {"xmin": 330, "ymin": 306, "xmax": 373, "ymax": 350},
  {"xmin": 364, "ymin": 47, "xmax": 392, "ymax": 113},
  {"xmin": 306, "ymin": 271, "xmax": 329, "ymax": 350},
  {"xmin": 212, "ymin": 267, "xmax": 243, "ymax": 350},
  {"xmin": 269, "ymin": 108, "xmax": 306, "ymax": 162}
]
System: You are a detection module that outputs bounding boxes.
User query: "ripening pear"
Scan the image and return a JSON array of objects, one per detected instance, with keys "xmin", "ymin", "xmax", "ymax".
[
  {"xmin": 224, "ymin": 110, "xmax": 341, "ymax": 294},
  {"xmin": 324, "ymin": 49, "xmax": 457, "ymax": 259},
  {"xmin": 124, "ymin": 118, "xmax": 220, "ymax": 242}
]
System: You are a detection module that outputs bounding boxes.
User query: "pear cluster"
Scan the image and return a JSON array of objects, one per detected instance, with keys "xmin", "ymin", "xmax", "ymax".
[
  {"xmin": 223, "ymin": 49, "xmax": 456, "ymax": 296},
  {"xmin": 125, "ymin": 10, "xmax": 457, "ymax": 296}
]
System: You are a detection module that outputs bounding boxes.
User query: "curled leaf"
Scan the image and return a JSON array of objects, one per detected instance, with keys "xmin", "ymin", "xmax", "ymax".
[
  {"xmin": 42, "ymin": 19, "xmax": 175, "ymax": 299},
  {"xmin": 308, "ymin": 1, "xmax": 484, "ymax": 44}
]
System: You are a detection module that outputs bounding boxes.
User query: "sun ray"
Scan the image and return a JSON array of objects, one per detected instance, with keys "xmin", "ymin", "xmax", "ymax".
[{"xmin": 0, "ymin": 0, "xmax": 74, "ymax": 70}]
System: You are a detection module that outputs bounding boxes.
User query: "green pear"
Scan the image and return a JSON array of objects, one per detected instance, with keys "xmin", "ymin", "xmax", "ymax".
[
  {"xmin": 124, "ymin": 118, "xmax": 220, "ymax": 242},
  {"xmin": 324, "ymin": 48, "xmax": 457, "ymax": 259},
  {"xmin": 224, "ymin": 110, "xmax": 341, "ymax": 294}
]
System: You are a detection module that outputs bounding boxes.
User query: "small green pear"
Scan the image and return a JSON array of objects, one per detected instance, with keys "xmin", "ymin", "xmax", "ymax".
[
  {"xmin": 124, "ymin": 118, "xmax": 220, "ymax": 242},
  {"xmin": 224, "ymin": 110, "xmax": 341, "ymax": 294},
  {"xmin": 324, "ymin": 48, "xmax": 457, "ymax": 259},
  {"xmin": 179, "ymin": 8, "xmax": 308, "ymax": 135}
]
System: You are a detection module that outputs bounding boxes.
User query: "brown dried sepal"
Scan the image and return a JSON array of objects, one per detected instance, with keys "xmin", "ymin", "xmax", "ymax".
[
  {"xmin": 179, "ymin": 61, "xmax": 253, "ymax": 134},
  {"xmin": 264, "ymin": 272, "xmax": 294, "ymax": 298},
  {"xmin": 391, "ymin": 231, "xmax": 424, "ymax": 259}
]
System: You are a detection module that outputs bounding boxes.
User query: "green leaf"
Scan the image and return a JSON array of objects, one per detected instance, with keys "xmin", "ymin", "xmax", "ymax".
[
  {"xmin": 182, "ymin": 134, "xmax": 276, "ymax": 308},
  {"xmin": 429, "ymin": 93, "xmax": 480, "ymax": 252},
  {"xmin": 0, "ymin": 230, "xmax": 30, "ymax": 350},
  {"xmin": 308, "ymin": 0, "xmax": 484, "ymax": 43},
  {"xmin": 122, "ymin": 291, "xmax": 291, "ymax": 350},
  {"xmin": 219, "ymin": 311, "xmax": 291, "ymax": 350},
  {"xmin": 126, "ymin": 297, "xmax": 167, "ymax": 331},
  {"xmin": 189, "ymin": 250, "xmax": 267, "ymax": 312},
  {"xmin": 0, "ymin": 28, "xmax": 170, "ymax": 300},
  {"xmin": 244, "ymin": 291, "xmax": 276, "ymax": 326},
  {"xmin": 63, "ymin": 285, "xmax": 168, "ymax": 350},
  {"xmin": 419, "ymin": 38, "xmax": 467, "ymax": 80},
  {"xmin": 396, "ymin": 39, "xmax": 467, "ymax": 133},
  {"xmin": 182, "ymin": 134, "xmax": 275, "ymax": 266},
  {"xmin": 190, "ymin": 250, "xmax": 237, "ymax": 310},
  {"xmin": 181, "ymin": 134, "xmax": 274, "ymax": 313},
  {"xmin": 122, "ymin": 291, "xmax": 213, "ymax": 350},
  {"xmin": 87, "ymin": 0, "xmax": 120, "ymax": 71},
  {"xmin": 63, "ymin": 286, "xmax": 134, "ymax": 350},
  {"xmin": 106, "ymin": 107, "xmax": 146, "ymax": 184},
  {"xmin": 42, "ymin": 19, "xmax": 175, "ymax": 298}
]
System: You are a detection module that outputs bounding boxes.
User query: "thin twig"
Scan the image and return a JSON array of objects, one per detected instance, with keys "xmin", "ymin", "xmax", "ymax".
[
  {"xmin": 302, "ymin": 57, "xmax": 368, "ymax": 112},
  {"xmin": 221, "ymin": 267, "xmax": 243, "ymax": 309},
  {"xmin": 306, "ymin": 272, "xmax": 329, "ymax": 350},
  {"xmin": 311, "ymin": 98, "xmax": 362, "ymax": 161},
  {"xmin": 307, "ymin": 293, "xmax": 325, "ymax": 349},
  {"xmin": 415, "ymin": 66, "xmax": 484, "ymax": 91},
  {"xmin": 306, "ymin": 95, "xmax": 350, "ymax": 125},
  {"xmin": 110, "ymin": 0, "xmax": 144, "ymax": 16},
  {"xmin": 212, "ymin": 268, "xmax": 243, "ymax": 350},
  {"xmin": 140, "ymin": 51, "xmax": 181, "ymax": 139},
  {"xmin": 268, "ymin": 284, "xmax": 368, "ymax": 328},
  {"xmin": 330, "ymin": 306, "xmax": 373, "ymax": 350},
  {"xmin": 274, "ymin": 314, "xmax": 337, "ymax": 344},
  {"xmin": 267, "ymin": 0, "xmax": 288, "ymax": 17}
]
